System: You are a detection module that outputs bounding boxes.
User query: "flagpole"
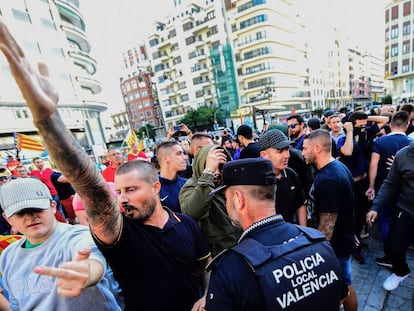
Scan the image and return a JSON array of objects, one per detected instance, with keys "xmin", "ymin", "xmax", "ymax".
[{"xmin": 13, "ymin": 132, "xmax": 20, "ymax": 160}]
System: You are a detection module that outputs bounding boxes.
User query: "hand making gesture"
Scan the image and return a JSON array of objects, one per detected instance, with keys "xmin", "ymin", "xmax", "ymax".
[
  {"xmin": 33, "ymin": 247, "xmax": 104, "ymax": 298},
  {"xmin": 0, "ymin": 22, "xmax": 58, "ymax": 122}
]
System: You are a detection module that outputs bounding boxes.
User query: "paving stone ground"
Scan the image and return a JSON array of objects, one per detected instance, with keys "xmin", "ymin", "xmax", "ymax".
[{"xmin": 350, "ymin": 226, "xmax": 414, "ymax": 311}]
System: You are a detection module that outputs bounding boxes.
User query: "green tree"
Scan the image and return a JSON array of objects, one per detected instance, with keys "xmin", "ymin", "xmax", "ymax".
[
  {"xmin": 137, "ymin": 124, "xmax": 156, "ymax": 140},
  {"xmin": 381, "ymin": 95, "xmax": 392, "ymax": 105},
  {"xmin": 180, "ymin": 106, "xmax": 226, "ymax": 132}
]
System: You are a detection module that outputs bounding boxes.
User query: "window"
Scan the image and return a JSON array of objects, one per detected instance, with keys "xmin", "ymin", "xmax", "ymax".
[
  {"xmin": 12, "ymin": 9, "xmax": 32, "ymax": 23},
  {"xmin": 141, "ymin": 90, "xmax": 148, "ymax": 97},
  {"xmin": 403, "ymin": 22, "xmax": 410, "ymax": 35},
  {"xmin": 391, "ymin": 44, "xmax": 398, "ymax": 57},
  {"xmin": 146, "ymin": 111, "xmax": 152, "ymax": 117},
  {"xmin": 403, "ymin": 41, "xmax": 410, "ymax": 54},
  {"xmin": 402, "ymin": 63, "xmax": 409, "ymax": 73},
  {"xmin": 240, "ymin": 14, "xmax": 267, "ymax": 30},
  {"xmin": 41, "ymin": 18, "xmax": 56, "ymax": 30},
  {"xmin": 391, "ymin": 26, "xmax": 399, "ymax": 39}
]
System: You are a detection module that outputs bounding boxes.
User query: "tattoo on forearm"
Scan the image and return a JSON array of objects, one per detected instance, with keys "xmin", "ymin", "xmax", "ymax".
[
  {"xmin": 35, "ymin": 113, "xmax": 119, "ymax": 237},
  {"xmin": 318, "ymin": 213, "xmax": 337, "ymax": 241}
]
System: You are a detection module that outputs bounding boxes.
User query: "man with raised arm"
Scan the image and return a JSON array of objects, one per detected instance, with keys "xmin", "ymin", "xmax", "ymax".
[{"xmin": 0, "ymin": 22, "xmax": 210, "ymax": 311}]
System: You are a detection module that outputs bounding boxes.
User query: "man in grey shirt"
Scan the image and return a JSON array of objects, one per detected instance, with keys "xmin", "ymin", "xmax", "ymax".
[{"xmin": 0, "ymin": 178, "xmax": 121, "ymax": 310}]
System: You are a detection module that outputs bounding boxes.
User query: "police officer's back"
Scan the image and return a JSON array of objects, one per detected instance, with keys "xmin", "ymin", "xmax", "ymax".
[{"xmin": 206, "ymin": 158, "xmax": 348, "ymax": 310}]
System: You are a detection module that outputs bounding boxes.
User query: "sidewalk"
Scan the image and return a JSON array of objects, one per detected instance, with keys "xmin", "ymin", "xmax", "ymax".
[{"xmin": 351, "ymin": 227, "xmax": 414, "ymax": 311}]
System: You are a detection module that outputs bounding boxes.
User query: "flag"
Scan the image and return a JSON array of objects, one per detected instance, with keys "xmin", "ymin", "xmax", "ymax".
[
  {"xmin": 125, "ymin": 129, "xmax": 138, "ymax": 148},
  {"xmin": 138, "ymin": 139, "xmax": 145, "ymax": 150},
  {"xmin": 16, "ymin": 133, "xmax": 45, "ymax": 152}
]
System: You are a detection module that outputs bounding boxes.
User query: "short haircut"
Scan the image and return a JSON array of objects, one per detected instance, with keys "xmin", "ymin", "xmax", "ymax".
[
  {"xmin": 231, "ymin": 184, "xmax": 275, "ymax": 202},
  {"xmin": 400, "ymin": 103, "xmax": 414, "ymax": 114},
  {"xmin": 32, "ymin": 157, "xmax": 41, "ymax": 163},
  {"xmin": 391, "ymin": 111, "xmax": 409, "ymax": 128},
  {"xmin": 106, "ymin": 147, "xmax": 120, "ymax": 158},
  {"xmin": 287, "ymin": 114, "xmax": 304, "ymax": 124},
  {"xmin": 304, "ymin": 129, "xmax": 331, "ymax": 153},
  {"xmin": 156, "ymin": 141, "xmax": 179, "ymax": 161},
  {"xmin": 116, "ymin": 160, "xmax": 158, "ymax": 185},
  {"xmin": 191, "ymin": 132, "xmax": 213, "ymax": 142},
  {"xmin": 348, "ymin": 112, "xmax": 368, "ymax": 125}
]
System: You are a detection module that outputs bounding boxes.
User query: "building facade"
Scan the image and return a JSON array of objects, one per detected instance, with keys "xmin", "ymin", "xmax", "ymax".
[
  {"xmin": 0, "ymin": 0, "xmax": 107, "ymax": 156},
  {"xmin": 120, "ymin": 44, "xmax": 165, "ymax": 138},
  {"xmin": 147, "ymin": 0, "xmax": 230, "ymax": 128},
  {"xmin": 385, "ymin": 0, "xmax": 414, "ymax": 104},
  {"xmin": 225, "ymin": 0, "xmax": 311, "ymax": 127}
]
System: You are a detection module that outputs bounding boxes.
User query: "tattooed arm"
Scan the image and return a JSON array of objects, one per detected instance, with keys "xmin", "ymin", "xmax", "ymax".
[
  {"xmin": 0, "ymin": 22, "xmax": 121, "ymax": 245},
  {"xmin": 317, "ymin": 212, "xmax": 337, "ymax": 241}
]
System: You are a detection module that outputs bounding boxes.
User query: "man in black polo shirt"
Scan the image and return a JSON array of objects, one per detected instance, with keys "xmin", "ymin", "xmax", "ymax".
[
  {"xmin": 260, "ymin": 129, "xmax": 307, "ymax": 226},
  {"xmin": 237, "ymin": 125, "xmax": 260, "ymax": 159}
]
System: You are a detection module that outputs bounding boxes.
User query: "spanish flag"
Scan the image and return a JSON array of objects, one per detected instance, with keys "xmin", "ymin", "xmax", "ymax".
[
  {"xmin": 16, "ymin": 133, "xmax": 45, "ymax": 152},
  {"xmin": 125, "ymin": 129, "xmax": 138, "ymax": 148}
]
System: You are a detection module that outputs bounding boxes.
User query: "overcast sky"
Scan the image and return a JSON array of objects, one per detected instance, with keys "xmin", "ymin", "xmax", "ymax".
[{"xmin": 80, "ymin": 0, "xmax": 387, "ymax": 115}]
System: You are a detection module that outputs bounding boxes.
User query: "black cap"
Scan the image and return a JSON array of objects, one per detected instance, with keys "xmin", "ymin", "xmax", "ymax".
[
  {"xmin": 209, "ymin": 158, "xmax": 276, "ymax": 195},
  {"xmin": 259, "ymin": 129, "xmax": 293, "ymax": 151}
]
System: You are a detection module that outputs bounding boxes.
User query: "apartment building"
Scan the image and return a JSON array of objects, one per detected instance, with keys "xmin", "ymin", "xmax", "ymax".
[
  {"xmin": 0, "ymin": 0, "xmax": 106, "ymax": 153},
  {"xmin": 120, "ymin": 44, "xmax": 165, "ymax": 138},
  {"xmin": 147, "ymin": 0, "xmax": 231, "ymax": 127},
  {"xmin": 225, "ymin": 0, "xmax": 311, "ymax": 126},
  {"xmin": 385, "ymin": 0, "xmax": 414, "ymax": 104}
]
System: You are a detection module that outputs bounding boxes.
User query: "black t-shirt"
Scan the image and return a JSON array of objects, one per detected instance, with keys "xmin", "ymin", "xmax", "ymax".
[
  {"xmin": 275, "ymin": 168, "xmax": 306, "ymax": 223},
  {"xmin": 310, "ymin": 160, "xmax": 355, "ymax": 257},
  {"xmin": 240, "ymin": 142, "xmax": 260, "ymax": 159},
  {"xmin": 94, "ymin": 210, "xmax": 210, "ymax": 311},
  {"xmin": 50, "ymin": 171, "xmax": 75, "ymax": 200}
]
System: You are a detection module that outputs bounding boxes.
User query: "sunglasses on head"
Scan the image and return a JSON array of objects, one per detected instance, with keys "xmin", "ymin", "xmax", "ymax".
[
  {"xmin": 288, "ymin": 123, "xmax": 299, "ymax": 129},
  {"xmin": 0, "ymin": 176, "xmax": 9, "ymax": 181}
]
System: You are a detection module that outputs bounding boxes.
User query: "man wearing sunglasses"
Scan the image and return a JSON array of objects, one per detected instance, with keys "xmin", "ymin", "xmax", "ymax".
[
  {"xmin": 287, "ymin": 114, "xmax": 306, "ymax": 150},
  {"xmin": 0, "ymin": 170, "xmax": 11, "ymax": 185}
]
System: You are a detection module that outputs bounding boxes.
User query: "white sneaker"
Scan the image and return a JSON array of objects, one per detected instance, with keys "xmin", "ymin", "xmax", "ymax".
[{"xmin": 383, "ymin": 273, "xmax": 410, "ymax": 291}]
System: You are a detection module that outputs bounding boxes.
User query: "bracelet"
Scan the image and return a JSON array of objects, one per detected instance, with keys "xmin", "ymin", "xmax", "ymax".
[{"xmin": 203, "ymin": 168, "xmax": 216, "ymax": 177}]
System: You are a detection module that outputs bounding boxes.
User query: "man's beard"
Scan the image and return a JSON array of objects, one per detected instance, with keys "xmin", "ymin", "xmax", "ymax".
[{"xmin": 122, "ymin": 197, "xmax": 157, "ymax": 223}]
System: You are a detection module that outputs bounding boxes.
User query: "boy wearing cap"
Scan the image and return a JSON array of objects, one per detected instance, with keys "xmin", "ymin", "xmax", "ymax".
[
  {"xmin": 0, "ymin": 178, "xmax": 121, "ymax": 310},
  {"xmin": 259, "ymin": 129, "xmax": 307, "ymax": 226},
  {"xmin": 206, "ymin": 158, "xmax": 347, "ymax": 310}
]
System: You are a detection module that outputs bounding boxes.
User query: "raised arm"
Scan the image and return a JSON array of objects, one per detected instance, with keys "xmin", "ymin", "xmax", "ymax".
[{"xmin": 0, "ymin": 22, "xmax": 120, "ymax": 245}]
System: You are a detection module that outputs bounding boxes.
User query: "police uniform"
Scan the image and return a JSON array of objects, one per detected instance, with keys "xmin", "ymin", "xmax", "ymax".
[{"xmin": 206, "ymin": 158, "xmax": 348, "ymax": 311}]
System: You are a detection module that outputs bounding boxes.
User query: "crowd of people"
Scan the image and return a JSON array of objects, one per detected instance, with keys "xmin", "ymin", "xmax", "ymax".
[{"xmin": 0, "ymin": 21, "xmax": 413, "ymax": 310}]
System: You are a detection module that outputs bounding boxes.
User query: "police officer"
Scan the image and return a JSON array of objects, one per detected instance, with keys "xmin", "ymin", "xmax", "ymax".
[{"xmin": 206, "ymin": 158, "xmax": 348, "ymax": 310}]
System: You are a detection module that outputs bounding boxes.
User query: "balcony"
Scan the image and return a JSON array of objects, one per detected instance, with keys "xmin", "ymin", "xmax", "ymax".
[
  {"xmin": 61, "ymin": 22, "xmax": 91, "ymax": 52},
  {"xmin": 68, "ymin": 50, "xmax": 97, "ymax": 74},
  {"xmin": 81, "ymin": 100, "xmax": 107, "ymax": 112},
  {"xmin": 55, "ymin": 0, "xmax": 85, "ymax": 31},
  {"xmin": 76, "ymin": 76, "xmax": 102, "ymax": 94}
]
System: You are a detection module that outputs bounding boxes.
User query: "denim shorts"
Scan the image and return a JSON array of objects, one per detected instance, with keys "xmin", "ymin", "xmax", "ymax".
[{"xmin": 337, "ymin": 256, "xmax": 352, "ymax": 286}]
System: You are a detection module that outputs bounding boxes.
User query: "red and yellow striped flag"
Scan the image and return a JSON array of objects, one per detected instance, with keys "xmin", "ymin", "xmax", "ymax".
[
  {"xmin": 125, "ymin": 130, "xmax": 138, "ymax": 149},
  {"xmin": 16, "ymin": 133, "xmax": 45, "ymax": 152}
]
